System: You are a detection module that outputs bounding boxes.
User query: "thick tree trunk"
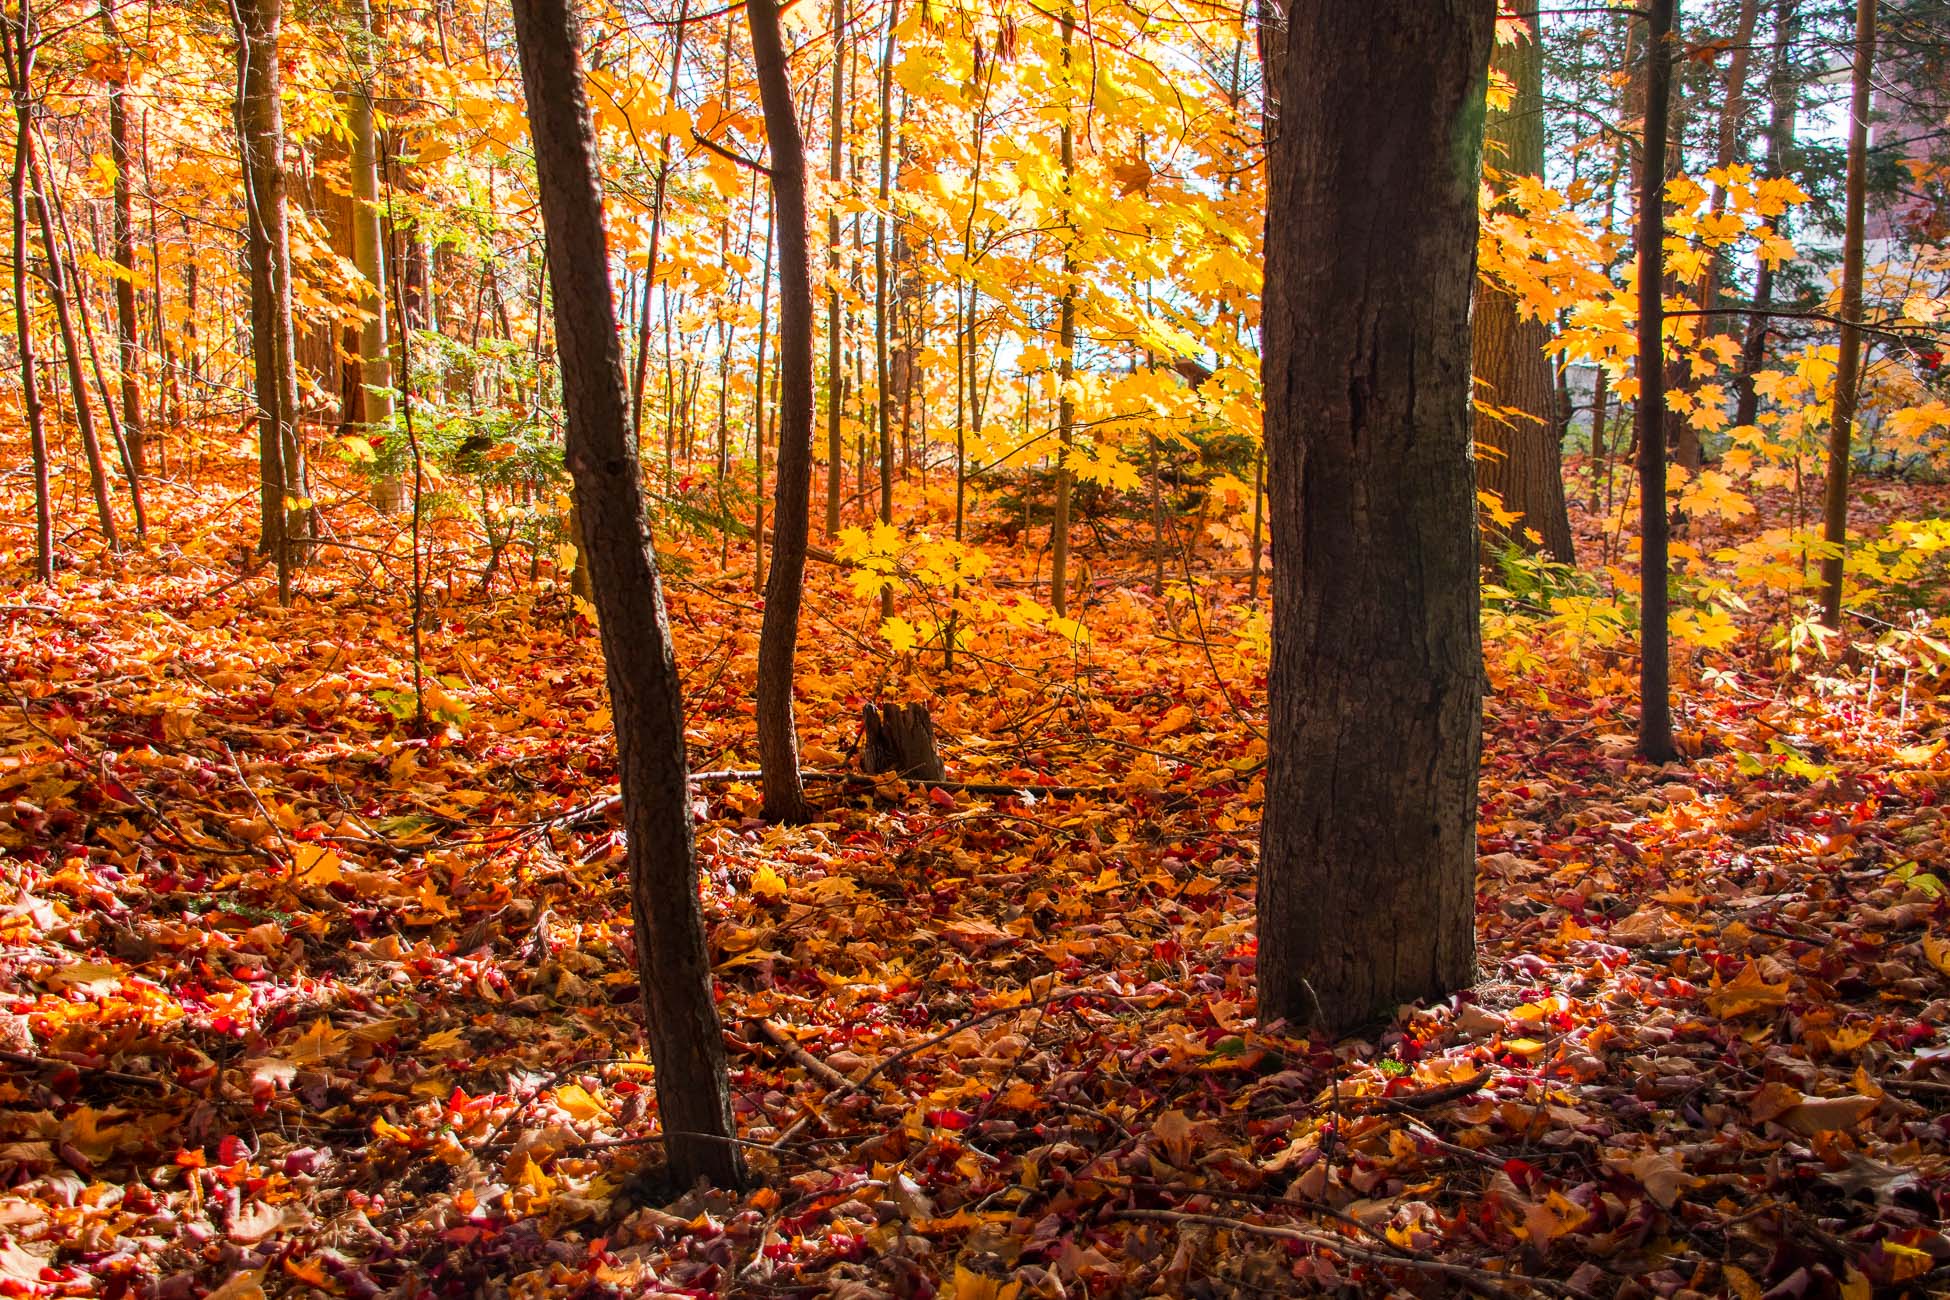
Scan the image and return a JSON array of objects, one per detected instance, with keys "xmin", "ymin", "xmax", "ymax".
[
  {"xmin": 346, "ymin": 0, "xmax": 399, "ymax": 512},
  {"xmin": 1472, "ymin": 25, "xmax": 1573, "ymax": 564},
  {"xmin": 1818, "ymin": 0, "xmax": 1875, "ymax": 629},
  {"xmin": 749, "ymin": 0, "xmax": 817, "ymax": 825},
  {"xmin": 508, "ymin": 0, "xmax": 744, "ymax": 1193},
  {"xmin": 1636, "ymin": 0, "xmax": 1678, "ymax": 763},
  {"xmin": 102, "ymin": 0, "xmax": 143, "ymax": 476},
  {"xmin": 235, "ymin": 0, "xmax": 306, "ymax": 602},
  {"xmin": 1257, "ymin": 0, "xmax": 1492, "ymax": 1034}
]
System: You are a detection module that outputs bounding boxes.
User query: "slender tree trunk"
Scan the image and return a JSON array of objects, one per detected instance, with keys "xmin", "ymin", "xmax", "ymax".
[
  {"xmin": 824, "ymin": 0, "xmax": 846, "ymax": 536},
  {"xmin": 1735, "ymin": 0, "xmax": 1798, "ymax": 430},
  {"xmin": 1818, "ymin": 0, "xmax": 1875, "ymax": 630},
  {"xmin": 102, "ymin": 0, "xmax": 143, "ymax": 475},
  {"xmin": 235, "ymin": 0, "xmax": 306, "ymax": 602},
  {"xmin": 1472, "ymin": 18, "xmax": 1573, "ymax": 564},
  {"xmin": 1636, "ymin": 0, "xmax": 1678, "ymax": 762},
  {"xmin": 753, "ymin": 194, "xmax": 773, "ymax": 589},
  {"xmin": 872, "ymin": 0, "xmax": 898, "ymax": 619},
  {"xmin": 628, "ymin": 0, "xmax": 689, "ymax": 447},
  {"xmin": 346, "ymin": 0, "xmax": 398, "ymax": 511},
  {"xmin": 1050, "ymin": 8, "xmax": 1077, "ymax": 617},
  {"xmin": 1699, "ymin": 0, "xmax": 1760, "ymax": 314},
  {"xmin": 509, "ymin": 0, "xmax": 743, "ymax": 1193},
  {"xmin": 140, "ymin": 113, "xmax": 181, "ymax": 439},
  {"xmin": 1, "ymin": 10, "xmax": 49, "ymax": 580},
  {"xmin": 749, "ymin": 0, "xmax": 816, "ymax": 825},
  {"xmin": 25, "ymin": 117, "xmax": 119, "ymax": 552},
  {"xmin": 1257, "ymin": 0, "xmax": 1492, "ymax": 1034},
  {"xmin": 1588, "ymin": 362, "xmax": 1610, "ymax": 512},
  {"xmin": 49, "ymin": 161, "xmax": 146, "ymax": 535}
]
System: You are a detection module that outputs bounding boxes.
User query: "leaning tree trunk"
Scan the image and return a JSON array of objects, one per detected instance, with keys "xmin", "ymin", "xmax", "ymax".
[
  {"xmin": 0, "ymin": 9, "xmax": 49, "ymax": 580},
  {"xmin": 1472, "ymin": 23, "xmax": 1574, "ymax": 565},
  {"xmin": 749, "ymin": 0, "xmax": 817, "ymax": 825},
  {"xmin": 508, "ymin": 0, "xmax": 744, "ymax": 1192},
  {"xmin": 102, "ymin": 0, "xmax": 143, "ymax": 476},
  {"xmin": 235, "ymin": 0, "xmax": 306, "ymax": 603},
  {"xmin": 1818, "ymin": 0, "xmax": 1875, "ymax": 630},
  {"xmin": 25, "ymin": 117, "xmax": 119, "ymax": 553},
  {"xmin": 1257, "ymin": 0, "xmax": 1493, "ymax": 1035}
]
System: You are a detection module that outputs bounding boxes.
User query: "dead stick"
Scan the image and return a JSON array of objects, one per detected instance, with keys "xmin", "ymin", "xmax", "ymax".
[
  {"xmin": 750, "ymin": 1019, "xmax": 852, "ymax": 1090},
  {"xmin": 0, "ymin": 1048, "xmax": 174, "ymax": 1093}
]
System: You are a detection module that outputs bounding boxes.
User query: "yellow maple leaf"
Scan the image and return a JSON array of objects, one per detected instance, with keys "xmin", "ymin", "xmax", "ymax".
[{"xmin": 1703, "ymin": 962, "xmax": 1790, "ymax": 1019}]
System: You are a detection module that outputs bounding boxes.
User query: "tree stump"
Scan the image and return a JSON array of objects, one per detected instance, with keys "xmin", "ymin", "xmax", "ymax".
[{"xmin": 860, "ymin": 702, "xmax": 947, "ymax": 782}]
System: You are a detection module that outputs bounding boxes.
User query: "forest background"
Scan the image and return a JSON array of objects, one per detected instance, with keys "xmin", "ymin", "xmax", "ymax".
[{"xmin": 3, "ymin": 0, "xmax": 1950, "ymax": 1295}]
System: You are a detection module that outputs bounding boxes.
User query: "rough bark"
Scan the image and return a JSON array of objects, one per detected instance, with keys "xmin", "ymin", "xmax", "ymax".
[
  {"xmin": 508, "ymin": 0, "xmax": 744, "ymax": 1192},
  {"xmin": 860, "ymin": 702, "xmax": 947, "ymax": 781},
  {"xmin": 1636, "ymin": 0, "xmax": 1678, "ymax": 763},
  {"xmin": 749, "ymin": 0, "xmax": 817, "ymax": 825},
  {"xmin": 1472, "ymin": 21, "xmax": 1573, "ymax": 564},
  {"xmin": 1257, "ymin": 0, "xmax": 1492, "ymax": 1034},
  {"xmin": 1818, "ymin": 0, "xmax": 1875, "ymax": 630},
  {"xmin": 235, "ymin": 0, "xmax": 306, "ymax": 602}
]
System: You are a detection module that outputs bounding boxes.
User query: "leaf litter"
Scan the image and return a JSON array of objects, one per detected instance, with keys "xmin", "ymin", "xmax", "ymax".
[{"xmin": 1, "ymin": 469, "xmax": 1949, "ymax": 1298}]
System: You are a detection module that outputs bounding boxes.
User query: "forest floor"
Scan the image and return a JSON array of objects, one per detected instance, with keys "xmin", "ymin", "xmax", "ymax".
[{"xmin": 3, "ymin": 448, "xmax": 1950, "ymax": 1299}]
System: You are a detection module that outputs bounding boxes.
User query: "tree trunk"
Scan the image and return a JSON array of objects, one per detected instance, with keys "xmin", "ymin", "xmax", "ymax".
[
  {"xmin": 860, "ymin": 702, "xmax": 946, "ymax": 781},
  {"xmin": 102, "ymin": 0, "xmax": 143, "ymax": 476},
  {"xmin": 48, "ymin": 160, "xmax": 146, "ymax": 536},
  {"xmin": 25, "ymin": 115, "xmax": 119, "ymax": 553},
  {"xmin": 627, "ymin": 0, "xmax": 688, "ymax": 450},
  {"xmin": 1472, "ymin": 22, "xmax": 1573, "ymax": 565},
  {"xmin": 0, "ymin": 9, "xmax": 49, "ymax": 580},
  {"xmin": 1699, "ymin": 0, "xmax": 1760, "ymax": 312},
  {"xmin": 824, "ymin": 0, "xmax": 845, "ymax": 537},
  {"xmin": 1051, "ymin": 8, "xmax": 1078, "ymax": 616},
  {"xmin": 346, "ymin": 0, "xmax": 399, "ymax": 512},
  {"xmin": 508, "ymin": 0, "xmax": 743, "ymax": 1193},
  {"xmin": 1818, "ymin": 0, "xmax": 1875, "ymax": 630},
  {"xmin": 750, "ymin": 0, "xmax": 817, "ymax": 825},
  {"xmin": 872, "ymin": 0, "xmax": 898, "ymax": 620},
  {"xmin": 235, "ymin": 0, "xmax": 306, "ymax": 603},
  {"xmin": 1734, "ymin": 0, "xmax": 1798, "ymax": 430},
  {"xmin": 1636, "ymin": 0, "xmax": 1678, "ymax": 763},
  {"xmin": 1257, "ymin": 0, "xmax": 1492, "ymax": 1034}
]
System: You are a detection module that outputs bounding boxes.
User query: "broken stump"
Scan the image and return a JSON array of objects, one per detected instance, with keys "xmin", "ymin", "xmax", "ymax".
[{"xmin": 860, "ymin": 702, "xmax": 948, "ymax": 782}]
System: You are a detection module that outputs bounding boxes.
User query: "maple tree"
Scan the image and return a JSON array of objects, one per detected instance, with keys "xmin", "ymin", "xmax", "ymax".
[{"xmin": 0, "ymin": 0, "xmax": 1949, "ymax": 1294}]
